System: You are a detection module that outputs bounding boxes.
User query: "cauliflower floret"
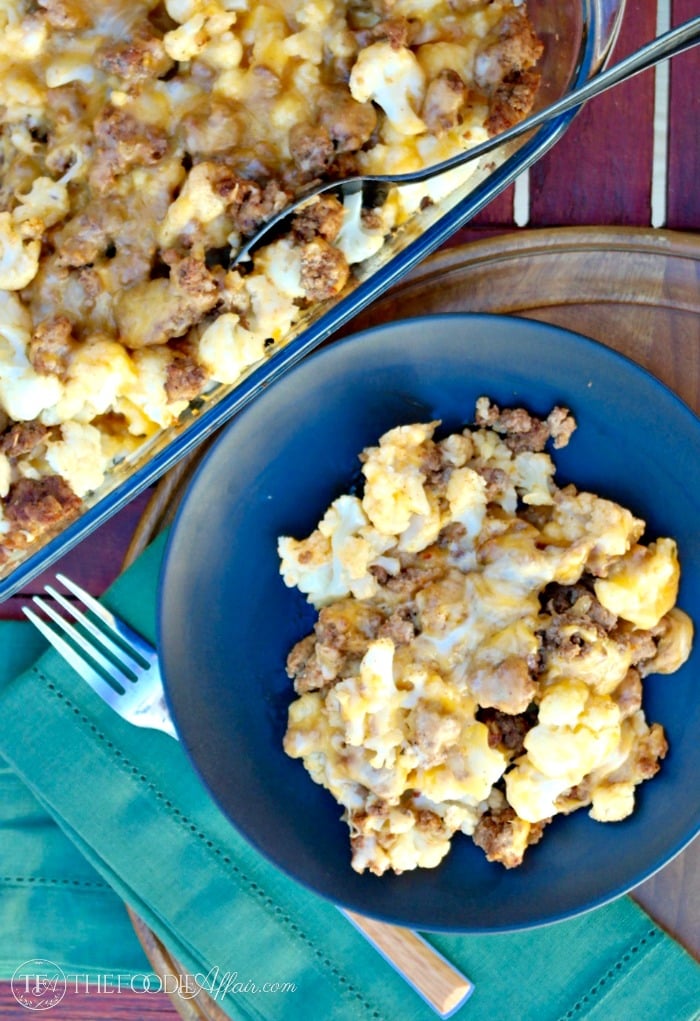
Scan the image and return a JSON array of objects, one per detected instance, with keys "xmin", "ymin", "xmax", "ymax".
[
  {"xmin": 505, "ymin": 759, "xmax": 572, "ymax": 824},
  {"xmin": 356, "ymin": 140, "xmax": 422, "ymax": 185},
  {"xmin": 440, "ymin": 431, "xmax": 473, "ymax": 467},
  {"xmin": 361, "ymin": 421, "xmax": 437, "ymax": 536},
  {"xmin": 278, "ymin": 529, "xmax": 333, "ymax": 603},
  {"xmin": 334, "ymin": 191, "xmax": 386, "ymax": 266},
  {"xmin": 13, "ymin": 178, "xmax": 70, "ymax": 230},
  {"xmin": 417, "ymin": 40, "xmax": 477, "ymax": 80},
  {"xmin": 349, "ymin": 805, "xmax": 453, "ymax": 875},
  {"xmin": 282, "ymin": 27, "xmax": 323, "ymax": 63},
  {"xmin": 159, "ymin": 163, "xmax": 230, "ymax": 247},
  {"xmin": 314, "ymin": 496, "xmax": 397, "ymax": 597},
  {"xmin": 117, "ymin": 348, "xmax": 189, "ymax": 431},
  {"xmin": 380, "ymin": 825, "xmax": 453, "ymax": 873},
  {"xmin": 198, "ymin": 14, "xmax": 243, "ymax": 71},
  {"xmin": 480, "ymin": 522, "xmax": 557, "ymax": 594},
  {"xmin": 523, "ymin": 695, "xmax": 621, "ymax": 785},
  {"xmin": 295, "ymin": 0, "xmax": 335, "ymax": 28},
  {"xmin": 640, "ymin": 607, "xmax": 694, "ymax": 677},
  {"xmin": 165, "ymin": 7, "xmax": 240, "ymax": 65},
  {"xmin": 538, "ymin": 679, "xmax": 589, "ymax": 727},
  {"xmin": 43, "ymin": 421, "xmax": 110, "ymax": 497},
  {"xmin": 199, "ymin": 32, "xmax": 243, "ymax": 72},
  {"xmin": 0, "ymin": 67, "xmax": 45, "ymax": 120},
  {"xmin": 471, "ymin": 424, "xmax": 513, "ymax": 467},
  {"xmin": 283, "ymin": 690, "xmax": 340, "ymax": 778},
  {"xmin": 542, "ymin": 488, "xmax": 645, "ymax": 574},
  {"xmin": 513, "ymin": 451, "xmax": 556, "ymax": 505},
  {"xmin": 278, "ymin": 495, "xmax": 395, "ymax": 608},
  {"xmin": 40, "ymin": 338, "xmax": 136, "ymax": 426},
  {"xmin": 197, "ymin": 313, "xmax": 266, "ymax": 386},
  {"xmin": 0, "ymin": 292, "xmax": 63, "ymax": 419},
  {"xmin": 0, "ymin": 211, "xmax": 41, "ymax": 290},
  {"xmin": 418, "ymin": 722, "xmax": 506, "ymax": 804},
  {"xmin": 334, "ymin": 639, "xmax": 399, "ymax": 757},
  {"xmin": 349, "ymin": 43, "xmax": 426, "ymax": 137},
  {"xmin": 390, "ymin": 130, "xmax": 488, "ymax": 217},
  {"xmin": 0, "ymin": 14, "xmax": 46, "ymax": 57},
  {"xmin": 45, "ymin": 38, "xmax": 98, "ymax": 88},
  {"xmin": 164, "ymin": 0, "xmax": 200, "ymax": 22},
  {"xmin": 163, "ymin": 13, "xmax": 208, "ymax": 61},
  {"xmin": 594, "ymin": 538, "xmax": 680, "ymax": 630},
  {"xmin": 588, "ymin": 781, "xmax": 636, "ymax": 822},
  {"xmin": 470, "ymin": 427, "xmax": 518, "ymax": 512},
  {"xmin": 244, "ymin": 273, "xmax": 299, "ymax": 344},
  {"xmin": 542, "ymin": 623, "xmax": 637, "ymax": 696},
  {"xmin": 445, "ymin": 466, "xmax": 487, "ymax": 538},
  {"xmin": 254, "ymin": 238, "xmax": 305, "ymax": 301},
  {"xmin": 414, "ymin": 795, "xmax": 483, "ymax": 839},
  {"xmin": 0, "ymin": 289, "xmax": 32, "ymax": 354},
  {"xmin": 396, "ymin": 488, "xmax": 443, "ymax": 553}
]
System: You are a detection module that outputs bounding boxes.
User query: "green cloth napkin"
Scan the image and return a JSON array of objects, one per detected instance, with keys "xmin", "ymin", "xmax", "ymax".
[{"xmin": 0, "ymin": 534, "xmax": 699, "ymax": 1021}]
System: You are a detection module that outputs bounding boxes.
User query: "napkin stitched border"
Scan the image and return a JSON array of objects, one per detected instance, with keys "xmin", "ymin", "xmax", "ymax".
[
  {"xmin": 23, "ymin": 661, "xmax": 392, "ymax": 1021},
  {"xmin": 16, "ymin": 661, "xmax": 700, "ymax": 1021}
]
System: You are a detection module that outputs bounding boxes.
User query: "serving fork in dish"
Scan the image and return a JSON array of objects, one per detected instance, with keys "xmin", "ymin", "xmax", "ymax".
[
  {"xmin": 23, "ymin": 574, "xmax": 474, "ymax": 1019},
  {"xmin": 232, "ymin": 15, "xmax": 700, "ymax": 265}
]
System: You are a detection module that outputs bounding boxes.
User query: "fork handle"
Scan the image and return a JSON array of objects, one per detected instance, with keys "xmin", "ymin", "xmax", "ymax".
[{"xmin": 341, "ymin": 909, "xmax": 473, "ymax": 1018}]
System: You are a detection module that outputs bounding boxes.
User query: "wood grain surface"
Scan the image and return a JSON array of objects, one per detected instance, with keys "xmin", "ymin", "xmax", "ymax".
[
  {"xmin": 457, "ymin": 0, "xmax": 700, "ymax": 242},
  {"xmin": 527, "ymin": 2, "xmax": 657, "ymax": 229}
]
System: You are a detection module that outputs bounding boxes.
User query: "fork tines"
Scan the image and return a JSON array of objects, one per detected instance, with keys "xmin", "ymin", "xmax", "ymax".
[{"xmin": 22, "ymin": 574, "xmax": 178, "ymax": 739}]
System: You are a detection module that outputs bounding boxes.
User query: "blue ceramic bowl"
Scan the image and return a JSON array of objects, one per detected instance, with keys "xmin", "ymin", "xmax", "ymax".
[{"xmin": 158, "ymin": 313, "xmax": 699, "ymax": 933}]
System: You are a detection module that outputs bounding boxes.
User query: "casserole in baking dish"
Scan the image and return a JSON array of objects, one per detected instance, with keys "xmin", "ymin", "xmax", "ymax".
[{"xmin": 0, "ymin": 0, "xmax": 624, "ymax": 596}]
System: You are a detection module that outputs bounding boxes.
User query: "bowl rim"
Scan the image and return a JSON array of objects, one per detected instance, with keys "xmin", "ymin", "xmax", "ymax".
[{"xmin": 157, "ymin": 311, "xmax": 700, "ymax": 933}]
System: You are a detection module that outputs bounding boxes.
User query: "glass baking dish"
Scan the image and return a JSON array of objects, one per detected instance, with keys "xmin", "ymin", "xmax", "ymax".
[{"xmin": 0, "ymin": 0, "xmax": 626, "ymax": 599}]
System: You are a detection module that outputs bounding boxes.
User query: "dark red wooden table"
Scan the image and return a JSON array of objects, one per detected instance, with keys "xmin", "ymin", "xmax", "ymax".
[{"xmin": 0, "ymin": 1, "xmax": 697, "ymax": 1016}]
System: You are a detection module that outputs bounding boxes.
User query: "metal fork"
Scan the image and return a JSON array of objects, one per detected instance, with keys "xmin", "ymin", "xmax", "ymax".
[
  {"xmin": 23, "ymin": 573, "xmax": 178, "ymax": 740},
  {"xmin": 23, "ymin": 574, "xmax": 474, "ymax": 1017}
]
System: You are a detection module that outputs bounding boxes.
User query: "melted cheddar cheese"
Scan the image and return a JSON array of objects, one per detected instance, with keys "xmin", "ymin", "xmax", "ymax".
[
  {"xmin": 279, "ymin": 400, "xmax": 693, "ymax": 873},
  {"xmin": 0, "ymin": 0, "xmax": 544, "ymax": 563}
]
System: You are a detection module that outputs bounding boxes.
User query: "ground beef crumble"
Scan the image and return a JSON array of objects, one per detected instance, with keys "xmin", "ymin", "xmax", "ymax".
[
  {"xmin": 5, "ymin": 476, "xmax": 81, "ymax": 531},
  {"xmin": 475, "ymin": 398, "xmax": 576, "ymax": 452}
]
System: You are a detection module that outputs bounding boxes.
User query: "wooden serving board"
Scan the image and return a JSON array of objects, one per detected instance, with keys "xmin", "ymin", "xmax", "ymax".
[
  {"xmin": 125, "ymin": 227, "xmax": 700, "ymax": 1017},
  {"xmin": 342, "ymin": 226, "xmax": 700, "ymax": 413}
]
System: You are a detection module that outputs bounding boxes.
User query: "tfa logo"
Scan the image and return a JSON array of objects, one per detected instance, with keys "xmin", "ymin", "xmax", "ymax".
[{"xmin": 11, "ymin": 960, "xmax": 67, "ymax": 1011}]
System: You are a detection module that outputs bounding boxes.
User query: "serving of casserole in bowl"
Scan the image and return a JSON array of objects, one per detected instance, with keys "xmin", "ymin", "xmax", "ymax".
[
  {"xmin": 157, "ymin": 313, "xmax": 699, "ymax": 932},
  {"xmin": 0, "ymin": 0, "xmax": 625, "ymax": 596}
]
